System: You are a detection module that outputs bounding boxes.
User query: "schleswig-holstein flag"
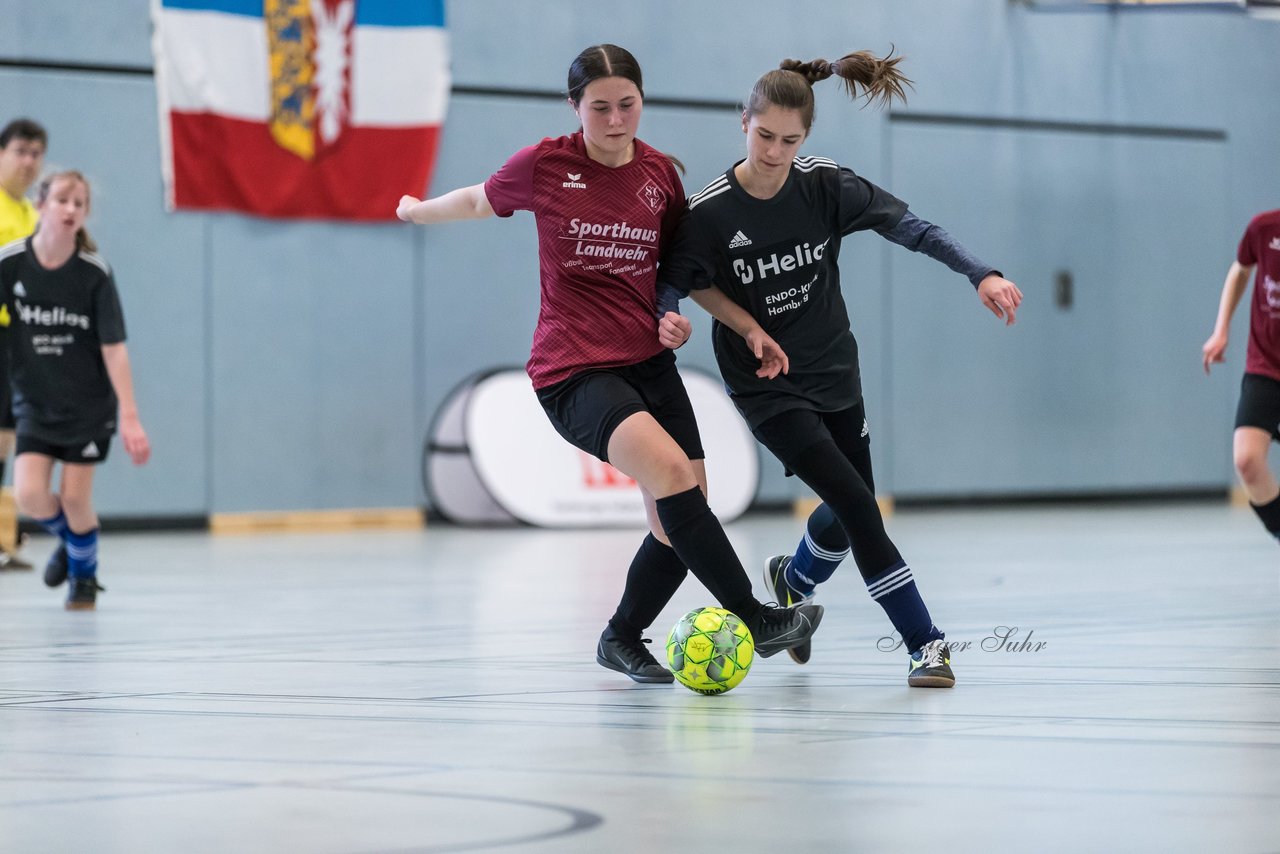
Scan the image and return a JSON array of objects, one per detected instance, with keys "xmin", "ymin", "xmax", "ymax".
[{"xmin": 151, "ymin": 0, "xmax": 449, "ymax": 220}]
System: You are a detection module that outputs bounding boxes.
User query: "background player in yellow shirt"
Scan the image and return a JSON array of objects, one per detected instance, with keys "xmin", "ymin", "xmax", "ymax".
[{"xmin": 0, "ymin": 118, "xmax": 48, "ymax": 570}]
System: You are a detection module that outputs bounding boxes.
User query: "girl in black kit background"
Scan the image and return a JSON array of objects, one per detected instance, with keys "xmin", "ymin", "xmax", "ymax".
[
  {"xmin": 0, "ymin": 170, "xmax": 150, "ymax": 609},
  {"xmin": 659, "ymin": 50, "xmax": 1023, "ymax": 687}
]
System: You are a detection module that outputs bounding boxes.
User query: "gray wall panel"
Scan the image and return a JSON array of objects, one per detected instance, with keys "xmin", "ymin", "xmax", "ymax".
[
  {"xmin": 207, "ymin": 218, "xmax": 419, "ymax": 512},
  {"xmin": 1, "ymin": 69, "xmax": 207, "ymax": 516},
  {"xmin": 1, "ymin": 1, "xmax": 1277, "ymax": 517}
]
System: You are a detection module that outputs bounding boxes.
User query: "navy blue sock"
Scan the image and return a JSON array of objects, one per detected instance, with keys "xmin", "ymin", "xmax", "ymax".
[
  {"xmin": 865, "ymin": 561, "xmax": 943, "ymax": 654},
  {"xmin": 65, "ymin": 527, "xmax": 99, "ymax": 579},
  {"xmin": 35, "ymin": 506, "xmax": 69, "ymax": 541},
  {"xmin": 1251, "ymin": 493, "xmax": 1280, "ymax": 542},
  {"xmin": 654, "ymin": 486, "xmax": 758, "ymax": 623},
  {"xmin": 786, "ymin": 502, "xmax": 850, "ymax": 597},
  {"xmin": 610, "ymin": 533, "xmax": 687, "ymax": 637}
]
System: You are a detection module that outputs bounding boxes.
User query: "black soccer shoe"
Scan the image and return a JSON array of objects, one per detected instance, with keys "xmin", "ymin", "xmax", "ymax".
[
  {"xmin": 747, "ymin": 602, "xmax": 824, "ymax": 658},
  {"xmin": 44, "ymin": 542, "xmax": 68, "ymax": 588},
  {"xmin": 764, "ymin": 555, "xmax": 814, "ymax": 664},
  {"xmin": 65, "ymin": 576, "xmax": 105, "ymax": 611},
  {"xmin": 596, "ymin": 626, "xmax": 674, "ymax": 684}
]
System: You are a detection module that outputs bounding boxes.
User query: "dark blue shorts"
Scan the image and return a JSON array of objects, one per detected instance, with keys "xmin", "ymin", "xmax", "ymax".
[{"xmin": 535, "ymin": 350, "xmax": 705, "ymax": 463}]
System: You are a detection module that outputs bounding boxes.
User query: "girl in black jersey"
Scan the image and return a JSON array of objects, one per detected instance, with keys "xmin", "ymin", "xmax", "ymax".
[
  {"xmin": 659, "ymin": 51, "xmax": 1023, "ymax": 687},
  {"xmin": 0, "ymin": 171, "xmax": 150, "ymax": 609},
  {"xmin": 396, "ymin": 45, "xmax": 822, "ymax": 683}
]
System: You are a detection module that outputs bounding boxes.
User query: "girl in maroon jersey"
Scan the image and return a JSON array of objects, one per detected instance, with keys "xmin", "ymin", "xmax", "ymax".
[
  {"xmin": 397, "ymin": 44, "xmax": 821, "ymax": 682},
  {"xmin": 1202, "ymin": 209, "xmax": 1280, "ymax": 544}
]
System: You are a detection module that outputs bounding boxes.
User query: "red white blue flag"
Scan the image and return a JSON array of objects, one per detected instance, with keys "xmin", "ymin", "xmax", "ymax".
[{"xmin": 151, "ymin": 0, "xmax": 449, "ymax": 220}]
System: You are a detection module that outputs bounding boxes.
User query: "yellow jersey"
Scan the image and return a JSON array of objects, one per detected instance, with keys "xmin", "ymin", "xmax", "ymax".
[{"xmin": 0, "ymin": 190, "xmax": 37, "ymax": 247}]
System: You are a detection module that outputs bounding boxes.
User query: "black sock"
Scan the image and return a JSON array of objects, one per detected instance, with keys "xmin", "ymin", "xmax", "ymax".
[
  {"xmin": 783, "ymin": 439, "xmax": 903, "ymax": 579},
  {"xmin": 0, "ymin": 459, "xmax": 6, "ymax": 485},
  {"xmin": 654, "ymin": 486, "xmax": 759, "ymax": 622},
  {"xmin": 609, "ymin": 534, "xmax": 687, "ymax": 638},
  {"xmin": 1251, "ymin": 493, "xmax": 1280, "ymax": 539}
]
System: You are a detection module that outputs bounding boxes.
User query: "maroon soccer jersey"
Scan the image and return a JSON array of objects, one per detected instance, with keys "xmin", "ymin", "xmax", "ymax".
[
  {"xmin": 1239, "ymin": 209, "xmax": 1280, "ymax": 382},
  {"xmin": 484, "ymin": 132, "xmax": 684, "ymax": 388}
]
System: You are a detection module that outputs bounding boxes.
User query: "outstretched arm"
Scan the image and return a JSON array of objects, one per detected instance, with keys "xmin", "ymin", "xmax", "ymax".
[
  {"xmin": 397, "ymin": 183, "xmax": 494, "ymax": 224},
  {"xmin": 689, "ymin": 287, "xmax": 789, "ymax": 379},
  {"xmin": 101, "ymin": 342, "xmax": 150, "ymax": 465},
  {"xmin": 879, "ymin": 211, "xmax": 1023, "ymax": 325},
  {"xmin": 1202, "ymin": 261, "xmax": 1253, "ymax": 375}
]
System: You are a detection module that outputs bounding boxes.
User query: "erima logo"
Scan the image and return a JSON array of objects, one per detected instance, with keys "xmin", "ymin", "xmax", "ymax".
[
  {"xmin": 728, "ymin": 230, "xmax": 752, "ymax": 249},
  {"xmin": 13, "ymin": 281, "xmax": 26, "ymax": 297},
  {"xmin": 861, "ymin": 419, "xmax": 870, "ymax": 438},
  {"xmin": 1270, "ymin": 237, "xmax": 1280, "ymax": 251},
  {"xmin": 81, "ymin": 441, "xmax": 99, "ymax": 458},
  {"xmin": 562, "ymin": 172, "xmax": 587, "ymax": 189}
]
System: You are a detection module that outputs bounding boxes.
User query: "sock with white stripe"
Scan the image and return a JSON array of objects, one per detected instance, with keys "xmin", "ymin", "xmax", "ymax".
[
  {"xmin": 65, "ymin": 527, "xmax": 99, "ymax": 580},
  {"xmin": 35, "ymin": 504, "xmax": 70, "ymax": 541},
  {"xmin": 785, "ymin": 502, "xmax": 850, "ymax": 597},
  {"xmin": 1251, "ymin": 492, "xmax": 1280, "ymax": 541},
  {"xmin": 865, "ymin": 561, "xmax": 943, "ymax": 654}
]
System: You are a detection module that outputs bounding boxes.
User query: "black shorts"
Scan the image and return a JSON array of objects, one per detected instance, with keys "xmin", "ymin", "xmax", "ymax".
[
  {"xmin": 1235, "ymin": 373, "xmax": 1280, "ymax": 441},
  {"xmin": 753, "ymin": 400, "xmax": 870, "ymax": 479},
  {"xmin": 16, "ymin": 433, "xmax": 113, "ymax": 465},
  {"xmin": 0, "ymin": 376, "xmax": 12, "ymax": 431},
  {"xmin": 535, "ymin": 350, "xmax": 705, "ymax": 463}
]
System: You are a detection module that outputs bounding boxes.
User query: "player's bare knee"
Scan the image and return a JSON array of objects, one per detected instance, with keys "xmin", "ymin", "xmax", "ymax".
[{"xmin": 1233, "ymin": 448, "xmax": 1270, "ymax": 487}]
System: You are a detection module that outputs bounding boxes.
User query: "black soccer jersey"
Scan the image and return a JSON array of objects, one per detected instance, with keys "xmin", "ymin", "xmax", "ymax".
[
  {"xmin": 663, "ymin": 156, "xmax": 906, "ymax": 428},
  {"xmin": 0, "ymin": 237, "xmax": 127, "ymax": 444}
]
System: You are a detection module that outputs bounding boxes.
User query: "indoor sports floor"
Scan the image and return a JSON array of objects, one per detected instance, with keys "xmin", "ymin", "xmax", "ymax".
[{"xmin": 0, "ymin": 500, "xmax": 1276, "ymax": 853}]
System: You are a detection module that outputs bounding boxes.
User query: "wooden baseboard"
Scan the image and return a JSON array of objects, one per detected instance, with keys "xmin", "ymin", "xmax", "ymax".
[
  {"xmin": 793, "ymin": 495, "xmax": 894, "ymax": 519},
  {"xmin": 0, "ymin": 487, "xmax": 16, "ymax": 552},
  {"xmin": 210, "ymin": 507, "xmax": 425, "ymax": 535}
]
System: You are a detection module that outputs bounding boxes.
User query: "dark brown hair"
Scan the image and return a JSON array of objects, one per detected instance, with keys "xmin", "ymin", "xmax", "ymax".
[
  {"xmin": 746, "ymin": 49, "xmax": 912, "ymax": 131},
  {"xmin": 567, "ymin": 43, "xmax": 644, "ymax": 105},
  {"xmin": 0, "ymin": 117, "xmax": 47, "ymax": 150},
  {"xmin": 564, "ymin": 44, "xmax": 684, "ymax": 174},
  {"xmin": 35, "ymin": 170, "xmax": 97, "ymax": 253}
]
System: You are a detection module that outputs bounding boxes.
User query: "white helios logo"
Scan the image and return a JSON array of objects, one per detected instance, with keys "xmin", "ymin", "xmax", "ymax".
[
  {"xmin": 732, "ymin": 237, "xmax": 829, "ymax": 285},
  {"xmin": 15, "ymin": 300, "xmax": 90, "ymax": 330}
]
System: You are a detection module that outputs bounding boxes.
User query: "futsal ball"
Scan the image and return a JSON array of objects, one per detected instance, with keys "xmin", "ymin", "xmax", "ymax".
[{"xmin": 666, "ymin": 607, "xmax": 754, "ymax": 695}]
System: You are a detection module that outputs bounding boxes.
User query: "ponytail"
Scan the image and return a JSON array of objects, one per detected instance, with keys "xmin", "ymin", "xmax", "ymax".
[{"xmin": 747, "ymin": 48, "xmax": 912, "ymax": 131}]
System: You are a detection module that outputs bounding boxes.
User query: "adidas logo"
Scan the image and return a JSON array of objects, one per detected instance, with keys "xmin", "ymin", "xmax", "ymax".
[
  {"xmin": 81, "ymin": 441, "xmax": 100, "ymax": 458},
  {"xmin": 562, "ymin": 172, "xmax": 587, "ymax": 190},
  {"xmin": 13, "ymin": 281, "xmax": 26, "ymax": 297},
  {"xmin": 728, "ymin": 230, "xmax": 752, "ymax": 249}
]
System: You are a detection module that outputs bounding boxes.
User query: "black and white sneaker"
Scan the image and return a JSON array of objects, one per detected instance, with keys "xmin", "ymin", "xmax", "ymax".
[
  {"xmin": 44, "ymin": 542, "xmax": 68, "ymax": 588},
  {"xmin": 908, "ymin": 639, "xmax": 955, "ymax": 688},
  {"xmin": 747, "ymin": 602, "xmax": 823, "ymax": 658},
  {"xmin": 65, "ymin": 576, "xmax": 105, "ymax": 611},
  {"xmin": 596, "ymin": 626, "xmax": 674, "ymax": 684},
  {"xmin": 764, "ymin": 555, "xmax": 814, "ymax": 664}
]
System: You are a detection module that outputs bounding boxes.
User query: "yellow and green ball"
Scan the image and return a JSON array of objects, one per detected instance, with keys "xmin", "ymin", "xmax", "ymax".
[{"xmin": 666, "ymin": 607, "xmax": 754, "ymax": 694}]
